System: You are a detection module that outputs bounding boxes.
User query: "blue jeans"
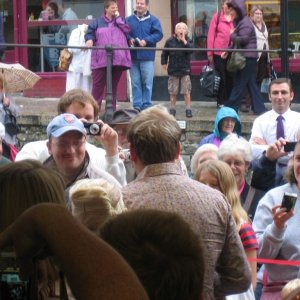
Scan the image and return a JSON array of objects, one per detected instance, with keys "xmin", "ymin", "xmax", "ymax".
[
  {"xmin": 226, "ymin": 57, "xmax": 266, "ymax": 115},
  {"xmin": 130, "ymin": 60, "xmax": 154, "ymax": 111}
]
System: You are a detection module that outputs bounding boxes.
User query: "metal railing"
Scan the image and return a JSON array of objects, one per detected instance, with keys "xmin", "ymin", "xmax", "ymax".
[{"xmin": 1, "ymin": 42, "xmax": 298, "ymax": 122}]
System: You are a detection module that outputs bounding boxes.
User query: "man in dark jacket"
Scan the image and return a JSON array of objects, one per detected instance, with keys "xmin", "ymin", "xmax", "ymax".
[{"xmin": 161, "ymin": 22, "xmax": 193, "ymax": 118}]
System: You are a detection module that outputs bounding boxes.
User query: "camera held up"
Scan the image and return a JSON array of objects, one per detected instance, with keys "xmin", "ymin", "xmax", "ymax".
[{"xmin": 83, "ymin": 123, "xmax": 102, "ymax": 135}]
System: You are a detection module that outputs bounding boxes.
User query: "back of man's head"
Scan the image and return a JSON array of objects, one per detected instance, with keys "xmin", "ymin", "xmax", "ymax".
[
  {"xmin": 100, "ymin": 209, "xmax": 204, "ymax": 300},
  {"xmin": 127, "ymin": 105, "xmax": 181, "ymax": 165},
  {"xmin": 57, "ymin": 89, "xmax": 99, "ymax": 119}
]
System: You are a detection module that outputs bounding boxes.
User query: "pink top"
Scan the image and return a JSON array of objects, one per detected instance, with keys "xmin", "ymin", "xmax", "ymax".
[{"xmin": 207, "ymin": 10, "xmax": 234, "ymax": 57}]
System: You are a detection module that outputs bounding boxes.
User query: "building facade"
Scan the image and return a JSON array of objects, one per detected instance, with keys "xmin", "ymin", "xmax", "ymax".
[{"xmin": 1, "ymin": 0, "xmax": 300, "ymax": 99}]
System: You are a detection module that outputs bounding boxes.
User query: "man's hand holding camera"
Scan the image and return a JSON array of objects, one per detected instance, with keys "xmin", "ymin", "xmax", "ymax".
[{"xmin": 93, "ymin": 120, "xmax": 119, "ymax": 157}]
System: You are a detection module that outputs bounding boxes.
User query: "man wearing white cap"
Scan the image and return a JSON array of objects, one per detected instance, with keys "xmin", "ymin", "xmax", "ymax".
[
  {"xmin": 44, "ymin": 113, "xmax": 121, "ymax": 210},
  {"xmin": 0, "ymin": 122, "xmax": 10, "ymax": 166}
]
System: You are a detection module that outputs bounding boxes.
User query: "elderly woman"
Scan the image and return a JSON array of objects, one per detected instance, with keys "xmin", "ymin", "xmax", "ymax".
[
  {"xmin": 253, "ymin": 140, "xmax": 300, "ymax": 299},
  {"xmin": 198, "ymin": 106, "xmax": 242, "ymax": 147},
  {"xmin": 85, "ymin": 0, "xmax": 131, "ymax": 111},
  {"xmin": 218, "ymin": 134, "xmax": 265, "ymax": 219},
  {"xmin": 190, "ymin": 143, "xmax": 218, "ymax": 177}
]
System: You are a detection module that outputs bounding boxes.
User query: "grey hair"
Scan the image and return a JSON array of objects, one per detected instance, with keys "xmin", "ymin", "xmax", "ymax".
[
  {"xmin": 190, "ymin": 144, "xmax": 218, "ymax": 174},
  {"xmin": 218, "ymin": 134, "xmax": 252, "ymax": 163}
]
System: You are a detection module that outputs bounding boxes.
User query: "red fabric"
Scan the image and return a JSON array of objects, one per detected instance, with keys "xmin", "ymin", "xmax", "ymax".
[
  {"xmin": 239, "ymin": 222, "xmax": 258, "ymax": 251},
  {"xmin": 207, "ymin": 10, "xmax": 234, "ymax": 57},
  {"xmin": 9, "ymin": 144, "xmax": 18, "ymax": 161}
]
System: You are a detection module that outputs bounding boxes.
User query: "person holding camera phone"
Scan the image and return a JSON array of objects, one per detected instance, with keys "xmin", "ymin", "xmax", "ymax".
[
  {"xmin": 43, "ymin": 113, "xmax": 122, "ymax": 210},
  {"xmin": 249, "ymin": 78, "xmax": 300, "ymax": 186},
  {"xmin": 85, "ymin": 0, "xmax": 131, "ymax": 111},
  {"xmin": 253, "ymin": 140, "xmax": 300, "ymax": 299}
]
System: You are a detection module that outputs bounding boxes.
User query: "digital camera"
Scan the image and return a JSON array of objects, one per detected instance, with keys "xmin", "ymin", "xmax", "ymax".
[
  {"xmin": 84, "ymin": 123, "xmax": 101, "ymax": 135},
  {"xmin": 122, "ymin": 149, "xmax": 131, "ymax": 161},
  {"xmin": 134, "ymin": 37, "xmax": 141, "ymax": 47}
]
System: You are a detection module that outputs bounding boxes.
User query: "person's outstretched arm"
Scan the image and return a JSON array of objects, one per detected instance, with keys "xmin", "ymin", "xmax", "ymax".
[{"xmin": 0, "ymin": 203, "xmax": 148, "ymax": 300}]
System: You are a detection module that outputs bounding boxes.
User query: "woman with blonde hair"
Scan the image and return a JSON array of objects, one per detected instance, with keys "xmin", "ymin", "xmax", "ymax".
[
  {"xmin": 195, "ymin": 159, "xmax": 257, "ymax": 299},
  {"xmin": 70, "ymin": 178, "xmax": 126, "ymax": 234}
]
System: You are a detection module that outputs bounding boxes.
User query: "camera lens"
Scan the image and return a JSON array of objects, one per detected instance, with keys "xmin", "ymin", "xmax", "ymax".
[{"xmin": 89, "ymin": 123, "xmax": 101, "ymax": 135}]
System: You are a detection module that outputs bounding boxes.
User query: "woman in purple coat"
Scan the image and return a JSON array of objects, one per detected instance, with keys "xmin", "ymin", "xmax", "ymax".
[
  {"xmin": 224, "ymin": 0, "xmax": 266, "ymax": 115},
  {"xmin": 85, "ymin": 0, "xmax": 131, "ymax": 111}
]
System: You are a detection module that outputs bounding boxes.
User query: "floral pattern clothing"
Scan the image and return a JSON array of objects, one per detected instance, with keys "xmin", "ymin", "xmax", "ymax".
[{"xmin": 123, "ymin": 162, "xmax": 251, "ymax": 300}]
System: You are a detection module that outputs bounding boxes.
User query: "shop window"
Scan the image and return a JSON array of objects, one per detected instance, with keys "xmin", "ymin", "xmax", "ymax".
[
  {"xmin": 177, "ymin": 0, "xmax": 219, "ymax": 61},
  {"xmin": 245, "ymin": 1, "xmax": 300, "ymax": 58},
  {"xmin": 27, "ymin": 0, "xmax": 104, "ymax": 72}
]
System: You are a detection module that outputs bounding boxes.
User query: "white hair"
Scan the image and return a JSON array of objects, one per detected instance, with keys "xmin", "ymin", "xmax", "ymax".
[
  {"xmin": 218, "ymin": 134, "xmax": 252, "ymax": 163},
  {"xmin": 190, "ymin": 144, "xmax": 218, "ymax": 174}
]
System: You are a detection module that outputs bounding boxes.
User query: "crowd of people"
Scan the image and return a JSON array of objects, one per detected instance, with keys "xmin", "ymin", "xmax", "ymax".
[
  {"xmin": 37, "ymin": 0, "xmax": 274, "ymax": 118},
  {"xmin": 2, "ymin": 0, "xmax": 300, "ymax": 300},
  {"xmin": 1, "ymin": 77, "xmax": 300, "ymax": 300}
]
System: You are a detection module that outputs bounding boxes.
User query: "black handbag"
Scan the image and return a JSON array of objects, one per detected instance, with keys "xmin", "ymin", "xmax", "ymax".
[
  {"xmin": 3, "ymin": 107, "xmax": 20, "ymax": 135},
  {"xmin": 200, "ymin": 64, "xmax": 221, "ymax": 97},
  {"xmin": 226, "ymin": 41, "xmax": 246, "ymax": 72}
]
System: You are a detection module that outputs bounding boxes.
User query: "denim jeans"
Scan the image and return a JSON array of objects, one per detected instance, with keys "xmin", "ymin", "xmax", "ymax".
[
  {"xmin": 130, "ymin": 60, "xmax": 154, "ymax": 111},
  {"xmin": 226, "ymin": 57, "xmax": 266, "ymax": 115}
]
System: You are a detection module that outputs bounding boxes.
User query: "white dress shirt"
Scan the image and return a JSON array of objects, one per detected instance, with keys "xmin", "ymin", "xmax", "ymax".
[{"xmin": 249, "ymin": 108, "xmax": 300, "ymax": 163}]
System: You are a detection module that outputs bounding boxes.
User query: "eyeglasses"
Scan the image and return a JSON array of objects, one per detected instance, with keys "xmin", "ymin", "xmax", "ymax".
[{"xmin": 53, "ymin": 138, "xmax": 86, "ymax": 150}]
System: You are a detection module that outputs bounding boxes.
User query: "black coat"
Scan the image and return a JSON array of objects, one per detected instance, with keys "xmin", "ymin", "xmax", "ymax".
[{"xmin": 161, "ymin": 35, "xmax": 193, "ymax": 76}]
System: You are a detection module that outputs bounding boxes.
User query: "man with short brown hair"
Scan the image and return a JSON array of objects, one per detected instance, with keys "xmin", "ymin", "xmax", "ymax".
[{"xmin": 123, "ymin": 105, "xmax": 251, "ymax": 299}]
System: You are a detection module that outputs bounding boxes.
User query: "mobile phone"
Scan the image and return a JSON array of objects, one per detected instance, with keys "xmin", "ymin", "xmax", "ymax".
[
  {"xmin": 281, "ymin": 192, "xmax": 297, "ymax": 212},
  {"xmin": 284, "ymin": 141, "xmax": 297, "ymax": 152}
]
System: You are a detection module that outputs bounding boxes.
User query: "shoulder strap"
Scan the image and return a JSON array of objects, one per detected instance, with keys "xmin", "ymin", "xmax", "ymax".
[{"xmin": 243, "ymin": 186, "xmax": 256, "ymax": 213}]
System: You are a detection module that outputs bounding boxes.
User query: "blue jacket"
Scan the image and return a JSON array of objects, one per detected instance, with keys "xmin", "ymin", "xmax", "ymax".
[
  {"xmin": 199, "ymin": 106, "xmax": 242, "ymax": 146},
  {"xmin": 126, "ymin": 11, "xmax": 163, "ymax": 61}
]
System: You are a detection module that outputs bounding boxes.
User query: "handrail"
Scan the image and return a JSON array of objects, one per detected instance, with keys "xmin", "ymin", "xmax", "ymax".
[
  {"xmin": 0, "ymin": 42, "xmax": 298, "ymax": 54},
  {"xmin": 0, "ymin": 42, "xmax": 298, "ymax": 120}
]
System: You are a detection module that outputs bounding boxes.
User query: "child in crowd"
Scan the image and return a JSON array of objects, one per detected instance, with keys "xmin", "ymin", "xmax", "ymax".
[
  {"xmin": 195, "ymin": 160, "xmax": 258, "ymax": 299},
  {"xmin": 161, "ymin": 22, "xmax": 193, "ymax": 118}
]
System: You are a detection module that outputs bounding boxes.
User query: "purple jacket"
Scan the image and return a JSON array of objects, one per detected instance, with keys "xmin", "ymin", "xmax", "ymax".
[
  {"xmin": 85, "ymin": 14, "xmax": 131, "ymax": 69},
  {"xmin": 229, "ymin": 0, "xmax": 258, "ymax": 58}
]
